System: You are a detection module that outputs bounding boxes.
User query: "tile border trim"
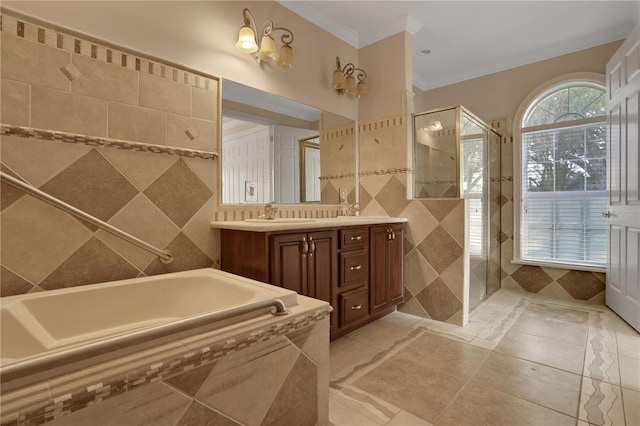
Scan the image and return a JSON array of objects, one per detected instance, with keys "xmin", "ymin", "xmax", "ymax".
[
  {"xmin": 1, "ymin": 125, "xmax": 219, "ymax": 161},
  {"xmin": 1, "ymin": 307, "xmax": 331, "ymax": 425},
  {"xmin": 0, "ymin": 12, "xmax": 218, "ymax": 92}
]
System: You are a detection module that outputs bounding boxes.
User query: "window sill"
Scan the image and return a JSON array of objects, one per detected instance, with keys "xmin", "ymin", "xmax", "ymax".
[{"xmin": 511, "ymin": 259, "xmax": 606, "ymax": 274}]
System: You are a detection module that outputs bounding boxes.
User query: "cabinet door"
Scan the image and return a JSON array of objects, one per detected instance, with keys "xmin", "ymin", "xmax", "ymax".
[
  {"xmin": 271, "ymin": 232, "xmax": 307, "ymax": 294},
  {"xmin": 369, "ymin": 225, "xmax": 390, "ymax": 313},
  {"xmin": 388, "ymin": 224, "xmax": 404, "ymax": 304},
  {"xmin": 307, "ymin": 230, "xmax": 335, "ymax": 303}
]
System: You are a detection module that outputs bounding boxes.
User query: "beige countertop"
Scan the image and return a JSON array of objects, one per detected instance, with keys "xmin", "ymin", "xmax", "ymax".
[{"xmin": 210, "ymin": 216, "xmax": 407, "ymax": 232}]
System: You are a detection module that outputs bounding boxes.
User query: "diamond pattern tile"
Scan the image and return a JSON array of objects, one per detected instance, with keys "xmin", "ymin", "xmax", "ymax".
[
  {"xmin": 321, "ymin": 181, "xmax": 338, "ymax": 204},
  {"xmin": 176, "ymin": 401, "xmax": 240, "ymax": 426},
  {"xmin": 511, "ymin": 265, "xmax": 554, "ymax": 293},
  {"xmin": 144, "ymin": 232, "xmax": 213, "ymax": 276},
  {"xmin": 557, "ymin": 270, "xmax": 606, "ymax": 300},
  {"xmin": 40, "ymin": 149, "xmax": 138, "ymax": 230},
  {"xmin": 261, "ymin": 355, "xmax": 317, "ymax": 426},
  {"xmin": 415, "ymin": 278, "xmax": 462, "ymax": 321},
  {"xmin": 98, "ymin": 147, "xmax": 178, "ymax": 191},
  {"xmin": 400, "ymin": 201, "xmax": 438, "ymax": 246},
  {"xmin": 0, "ymin": 165, "xmax": 25, "ymax": 211},
  {"xmin": 1, "ymin": 135, "xmax": 92, "ymax": 187},
  {"xmin": 404, "ymin": 249, "xmax": 438, "ymax": 297},
  {"xmin": 0, "ymin": 266, "xmax": 34, "ymax": 296},
  {"xmin": 358, "ymin": 184, "xmax": 373, "ymax": 211},
  {"xmin": 96, "ymin": 194, "xmax": 180, "ymax": 271},
  {"xmin": 164, "ymin": 362, "xmax": 218, "ymax": 397},
  {"xmin": 40, "ymin": 237, "xmax": 139, "ymax": 290},
  {"xmin": 1, "ymin": 195, "xmax": 92, "ymax": 285},
  {"xmin": 375, "ymin": 175, "xmax": 410, "ymax": 217},
  {"xmin": 420, "ymin": 199, "xmax": 461, "ymax": 222},
  {"xmin": 416, "ymin": 226, "xmax": 463, "ymax": 274},
  {"xmin": 144, "ymin": 159, "xmax": 213, "ymax": 227}
]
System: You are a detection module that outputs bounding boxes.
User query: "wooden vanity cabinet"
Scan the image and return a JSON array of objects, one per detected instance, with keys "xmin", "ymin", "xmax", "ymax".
[
  {"xmin": 334, "ymin": 227, "xmax": 369, "ymax": 333},
  {"xmin": 370, "ymin": 224, "xmax": 405, "ymax": 316},
  {"xmin": 219, "ymin": 222, "xmax": 404, "ymax": 339},
  {"xmin": 271, "ymin": 230, "xmax": 335, "ymax": 304}
]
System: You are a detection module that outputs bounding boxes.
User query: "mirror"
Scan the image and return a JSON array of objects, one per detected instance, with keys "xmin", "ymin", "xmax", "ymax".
[{"xmin": 221, "ymin": 80, "xmax": 356, "ymax": 205}]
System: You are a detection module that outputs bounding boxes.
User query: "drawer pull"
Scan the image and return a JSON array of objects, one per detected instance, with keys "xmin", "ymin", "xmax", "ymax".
[
  {"xmin": 350, "ymin": 265, "xmax": 362, "ymax": 270},
  {"xmin": 350, "ymin": 235, "xmax": 362, "ymax": 241},
  {"xmin": 351, "ymin": 304, "xmax": 363, "ymax": 310}
]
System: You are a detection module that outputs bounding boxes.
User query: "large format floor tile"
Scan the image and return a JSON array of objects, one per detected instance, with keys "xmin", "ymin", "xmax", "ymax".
[
  {"xmin": 329, "ymin": 290, "xmax": 640, "ymax": 426},
  {"xmin": 435, "ymin": 382, "xmax": 575, "ymax": 426}
]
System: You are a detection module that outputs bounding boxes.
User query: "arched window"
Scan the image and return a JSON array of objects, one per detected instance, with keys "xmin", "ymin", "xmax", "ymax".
[{"xmin": 514, "ymin": 74, "xmax": 607, "ymax": 270}]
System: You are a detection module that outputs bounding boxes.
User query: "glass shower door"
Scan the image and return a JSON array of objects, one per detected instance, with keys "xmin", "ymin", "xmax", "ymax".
[{"xmin": 462, "ymin": 114, "xmax": 487, "ymax": 310}]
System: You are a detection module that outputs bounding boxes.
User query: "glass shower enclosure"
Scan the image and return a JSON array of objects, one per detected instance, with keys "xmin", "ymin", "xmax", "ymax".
[{"xmin": 413, "ymin": 106, "xmax": 502, "ymax": 313}]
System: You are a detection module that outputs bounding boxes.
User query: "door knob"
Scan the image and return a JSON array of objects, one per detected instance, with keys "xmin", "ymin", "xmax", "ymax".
[{"xmin": 602, "ymin": 211, "xmax": 611, "ymax": 218}]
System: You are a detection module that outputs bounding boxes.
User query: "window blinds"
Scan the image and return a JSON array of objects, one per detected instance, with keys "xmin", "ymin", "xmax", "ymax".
[{"xmin": 521, "ymin": 123, "xmax": 607, "ymax": 267}]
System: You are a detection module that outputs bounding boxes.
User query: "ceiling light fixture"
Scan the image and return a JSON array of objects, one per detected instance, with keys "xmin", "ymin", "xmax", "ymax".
[
  {"xmin": 235, "ymin": 8, "xmax": 294, "ymax": 68},
  {"xmin": 332, "ymin": 56, "xmax": 368, "ymax": 98}
]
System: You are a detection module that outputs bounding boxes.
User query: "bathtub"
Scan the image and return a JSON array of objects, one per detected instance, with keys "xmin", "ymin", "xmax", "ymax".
[
  {"xmin": 0, "ymin": 268, "xmax": 332, "ymax": 426},
  {"xmin": 0, "ymin": 268, "xmax": 297, "ymax": 386}
]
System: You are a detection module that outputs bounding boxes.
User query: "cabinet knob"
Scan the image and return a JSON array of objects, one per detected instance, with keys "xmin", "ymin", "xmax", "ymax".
[
  {"xmin": 350, "ymin": 235, "xmax": 362, "ymax": 241},
  {"xmin": 302, "ymin": 236, "xmax": 308, "ymax": 255},
  {"xmin": 350, "ymin": 265, "xmax": 362, "ymax": 270},
  {"xmin": 351, "ymin": 304, "xmax": 362, "ymax": 310}
]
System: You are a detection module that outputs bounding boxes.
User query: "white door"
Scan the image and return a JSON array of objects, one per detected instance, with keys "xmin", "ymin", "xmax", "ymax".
[
  {"xmin": 273, "ymin": 125, "xmax": 317, "ymax": 204},
  {"xmin": 606, "ymin": 23, "xmax": 640, "ymax": 332}
]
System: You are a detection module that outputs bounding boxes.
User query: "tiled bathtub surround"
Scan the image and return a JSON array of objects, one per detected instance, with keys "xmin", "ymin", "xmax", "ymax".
[
  {"xmin": 1, "ymin": 304, "xmax": 332, "ymax": 426},
  {"xmin": 0, "ymin": 12, "xmax": 220, "ymax": 296},
  {"xmin": 329, "ymin": 289, "xmax": 639, "ymax": 426}
]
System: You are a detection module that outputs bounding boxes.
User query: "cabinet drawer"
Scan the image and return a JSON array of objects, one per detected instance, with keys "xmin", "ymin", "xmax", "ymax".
[
  {"xmin": 339, "ymin": 250, "xmax": 368, "ymax": 287},
  {"xmin": 339, "ymin": 287, "xmax": 368, "ymax": 327},
  {"xmin": 340, "ymin": 227, "xmax": 368, "ymax": 250}
]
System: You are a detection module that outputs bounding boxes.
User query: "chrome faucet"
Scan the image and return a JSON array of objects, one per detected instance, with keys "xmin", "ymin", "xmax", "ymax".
[
  {"xmin": 346, "ymin": 203, "xmax": 360, "ymax": 216},
  {"xmin": 260, "ymin": 202, "xmax": 278, "ymax": 220}
]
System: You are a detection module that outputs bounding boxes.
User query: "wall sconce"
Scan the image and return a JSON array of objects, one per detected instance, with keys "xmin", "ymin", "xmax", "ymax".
[
  {"xmin": 332, "ymin": 56, "xmax": 368, "ymax": 98},
  {"xmin": 235, "ymin": 8, "xmax": 294, "ymax": 68}
]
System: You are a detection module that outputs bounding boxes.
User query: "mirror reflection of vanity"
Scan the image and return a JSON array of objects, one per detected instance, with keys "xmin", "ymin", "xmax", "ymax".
[{"xmin": 221, "ymin": 79, "xmax": 356, "ymax": 206}]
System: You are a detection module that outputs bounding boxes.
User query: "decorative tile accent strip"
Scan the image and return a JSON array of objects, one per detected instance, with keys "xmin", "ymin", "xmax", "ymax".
[
  {"xmin": 2, "ymin": 307, "xmax": 331, "ymax": 426},
  {"xmin": 319, "ymin": 172, "xmax": 356, "ymax": 181},
  {"xmin": 0, "ymin": 125, "xmax": 218, "ymax": 161},
  {"xmin": 0, "ymin": 12, "xmax": 218, "ymax": 92},
  {"xmin": 359, "ymin": 116, "xmax": 405, "ymax": 132},
  {"xmin": 213, "ymin": 207, "xmax": 343, "ymax": 222},
  {"xmin": 359, "ymin": 167, "xmax": 413, "ymax": 177},
  {"xmin": 417, "ymin": 179, "xmax": 456, "ymax": 185}
]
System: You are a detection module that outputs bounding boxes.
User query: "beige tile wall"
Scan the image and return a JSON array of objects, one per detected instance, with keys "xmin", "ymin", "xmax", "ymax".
[{"xmin": 0, "ymin": 13, "xmax": 220, "ymax": 296}]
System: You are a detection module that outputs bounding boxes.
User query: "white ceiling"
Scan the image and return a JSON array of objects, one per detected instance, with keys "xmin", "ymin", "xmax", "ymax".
[{"xmin": 279, "ymin": 1, "xmax": 640, "ymax": 91}]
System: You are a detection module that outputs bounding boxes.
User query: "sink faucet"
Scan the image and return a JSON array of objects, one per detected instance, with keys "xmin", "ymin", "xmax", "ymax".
[
  {"xmin": 346, "ymin": 203, "xmax": 360, "ymax": 216},
  {"xmin": 260, "ymin": 202, "xmax": 278, "ymax": 220}
]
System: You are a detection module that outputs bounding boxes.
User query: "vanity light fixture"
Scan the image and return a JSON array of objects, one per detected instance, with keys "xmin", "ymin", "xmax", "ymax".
[
  {"xmin": 332, "ymin": 56, "xmax": 368, "ymax": 98},
  {"xmin": 235, "ymin": 8, "xmax": 294, "ymax": 68}
]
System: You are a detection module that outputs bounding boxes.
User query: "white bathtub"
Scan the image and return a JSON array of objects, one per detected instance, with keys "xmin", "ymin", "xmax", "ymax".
[{"xmin": 0, "ymin": 268, "xmax": 297, "ymax": 383}]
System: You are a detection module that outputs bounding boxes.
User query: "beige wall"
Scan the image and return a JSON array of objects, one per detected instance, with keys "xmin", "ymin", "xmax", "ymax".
[
  {"xmin": 417, "ymin": 40, "xmax": 622, "ymax": 130},
  {"xmin": 415, "ymin": 42, "xmax": 617, "ymax": 302},
  {"xmin": 359, "ymin": 32, "xmax": 412, "ymax": 120}
]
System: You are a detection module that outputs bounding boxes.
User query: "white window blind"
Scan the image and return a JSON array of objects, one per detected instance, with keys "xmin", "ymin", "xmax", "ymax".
[{"xmin": 521, "ymin": 122, "xmax": 607, "ymax": 267}]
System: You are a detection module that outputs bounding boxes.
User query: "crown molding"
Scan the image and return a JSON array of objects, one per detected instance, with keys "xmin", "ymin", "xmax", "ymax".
[
  {"xmin": 277, "ymin": 1, "xmax": 360, "ymax": 47},
  {"xmin": 359, "ymin": 12, "xmax": 423, "ymax": 47}
]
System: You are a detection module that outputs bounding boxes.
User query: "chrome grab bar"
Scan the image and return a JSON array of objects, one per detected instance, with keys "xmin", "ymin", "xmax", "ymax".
[{"xmin": 0, "ymin": 171, "xmax": 173, "ymax": 264}]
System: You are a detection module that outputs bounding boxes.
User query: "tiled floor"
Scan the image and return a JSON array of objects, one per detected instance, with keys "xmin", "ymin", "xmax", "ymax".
[{"xmin": 329, "ymin": 289, "xmax": 640, "ymax": 426}]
